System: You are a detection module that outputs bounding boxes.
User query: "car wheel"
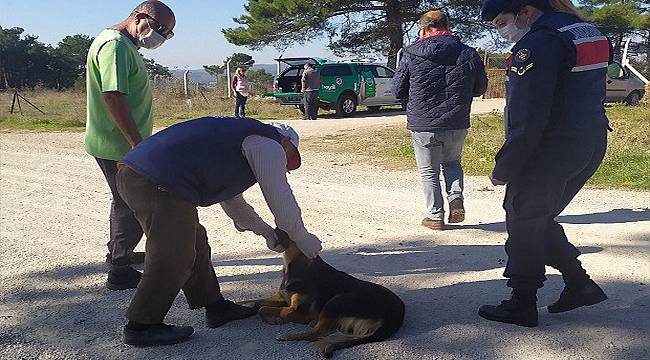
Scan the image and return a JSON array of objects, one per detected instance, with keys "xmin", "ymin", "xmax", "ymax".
[
  {"xmin": 625, "ymin": 91, "xmax": 641, "ymax": 106},
  {"xmin": 336, "ymin": 94, "xmax": 357, "ymax": 117},
  {"xmin": 367, "ymin": 106, "xmax": 381, "ymax": 112}
]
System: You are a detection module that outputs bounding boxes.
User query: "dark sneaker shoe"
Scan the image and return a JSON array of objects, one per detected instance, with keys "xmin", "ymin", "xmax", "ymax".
[
  {"xmin": 548, "ymin": 279, "xmax": 607, "ymax": 313},
  {"xmin": 123, "ymin": 323, "xmax": 194, "ymax": 346},
  {"xmin": 106, "ymin": 267, "xmax": 141, "ymax": 291},
  {"xmin": 422, "ymin": 218, "xmax": 444, "ymax": 230},
  {"xmin": 479, "ymin": 297, "xmax": 538, "ymax": 327},
  {"xmin": 448, "ymin": 198, "xmax": 465, "ymax": 223},
  {"xmin": 205, "ymin": 300, "xmax": 257, "ymax": 328}
]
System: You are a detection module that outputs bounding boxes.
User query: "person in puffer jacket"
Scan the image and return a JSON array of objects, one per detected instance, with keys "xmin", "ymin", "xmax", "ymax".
[{"xmin": 391, "ymin": 10, "xmax": 488, "ymax": 231}]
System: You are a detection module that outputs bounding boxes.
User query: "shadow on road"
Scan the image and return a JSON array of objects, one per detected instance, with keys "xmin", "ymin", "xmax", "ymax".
[{"xmin": 1, "ymin": 236, "xmax": 646, "ymax": 360}]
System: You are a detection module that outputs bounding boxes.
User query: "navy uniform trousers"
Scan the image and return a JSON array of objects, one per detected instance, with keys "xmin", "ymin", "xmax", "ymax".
[{"xmin": 503, "ymin": 127, "xmax": 607, "ymax": 291}]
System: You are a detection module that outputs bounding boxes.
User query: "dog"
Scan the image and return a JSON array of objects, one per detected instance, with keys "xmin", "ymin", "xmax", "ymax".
[{"xmin": 237, "ymin": 228, "xmax": 405, "ymax": 358}]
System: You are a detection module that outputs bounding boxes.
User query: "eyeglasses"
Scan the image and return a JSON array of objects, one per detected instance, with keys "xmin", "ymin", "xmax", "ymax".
[{"xmin": 140, "ymin": 13, "xmax": 174, "ymax": 40}]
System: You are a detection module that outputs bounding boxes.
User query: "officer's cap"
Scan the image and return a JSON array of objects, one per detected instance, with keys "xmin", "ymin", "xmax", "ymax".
[{"xmin": 481, "ymin": 0, "xmax": 516, "ymax": 22}]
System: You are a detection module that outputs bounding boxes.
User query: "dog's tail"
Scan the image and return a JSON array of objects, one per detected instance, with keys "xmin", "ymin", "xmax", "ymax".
[{"xmin": 315, "ymin": 318, "xmax": 384, "ymax": 358}]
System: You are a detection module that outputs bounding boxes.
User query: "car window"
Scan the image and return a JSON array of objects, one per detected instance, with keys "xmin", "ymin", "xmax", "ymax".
[
  {"xmin": 607, "ymin": 63, "xmax": 625, "ymax": 79},
  {"xmin": 375, "ymin": 66, "xmax": 394, "ymax": 78},
  {"xmin": 320, "ymin": 65, "xmax": 353, "ymax": 77},
  {"xmin": 356, "ymin": 65, "xmax": 376, "ymax": 76},
  {"xmin": 282, "ymin": 68, "xmax": 304, "ymax": 77}
]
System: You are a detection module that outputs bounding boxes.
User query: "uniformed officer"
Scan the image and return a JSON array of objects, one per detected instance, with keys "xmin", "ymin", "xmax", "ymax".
[{"xmin": 479, "ymin": 0, "xmax": 611, "ymax": 327}]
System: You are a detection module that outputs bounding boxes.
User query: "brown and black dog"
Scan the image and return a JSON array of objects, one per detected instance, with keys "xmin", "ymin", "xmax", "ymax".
[{"xmin": 237, "ymin": 229, "xmax": 405, "ymax": 358}]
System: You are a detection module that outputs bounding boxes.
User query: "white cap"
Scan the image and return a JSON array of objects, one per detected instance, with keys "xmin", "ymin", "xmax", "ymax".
[{"xmin": 269, "ymin": 122, "xmax": 301, "ymax": 170}]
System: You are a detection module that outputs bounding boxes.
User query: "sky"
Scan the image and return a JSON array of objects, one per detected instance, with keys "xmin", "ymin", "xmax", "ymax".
[{"xmin": 1, "ymin": 0, "xmax": 341, "ymax": 70}]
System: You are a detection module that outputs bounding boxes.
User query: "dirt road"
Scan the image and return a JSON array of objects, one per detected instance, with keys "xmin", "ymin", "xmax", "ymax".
[{"xmin": 1, "ymin": 99, "xmax": 649, "ymax": 359}]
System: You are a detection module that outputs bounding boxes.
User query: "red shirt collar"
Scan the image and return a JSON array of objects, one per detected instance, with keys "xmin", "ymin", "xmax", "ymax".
[{"xmin": 420, "ymin": 30, "xmax": 451, "ymax": 40}]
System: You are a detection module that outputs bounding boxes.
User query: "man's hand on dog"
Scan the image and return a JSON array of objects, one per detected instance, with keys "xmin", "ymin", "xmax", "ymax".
[
  {"xmin": 295, "ymin": 235, "xmax": 322, "ymax": 259},
  {"xmin": 263, "ymin": 230, "xmax": 286, "ymax": 253}
]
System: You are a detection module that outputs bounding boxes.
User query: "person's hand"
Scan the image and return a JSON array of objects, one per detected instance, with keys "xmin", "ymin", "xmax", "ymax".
[
  {"xmin": 263, "ymin": 230, "xmax": 285, "ymax": 253},
  {"xmin": 489, "ymin": 173, "xmax": 507, "ymax": 186},
  {"xmin": 295, "ymin": 236, "xmax": 322, "ymax": 259}
]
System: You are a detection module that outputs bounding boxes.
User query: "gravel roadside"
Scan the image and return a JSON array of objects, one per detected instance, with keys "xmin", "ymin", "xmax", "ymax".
[{"xmin": 1, "ymin": 99, "xmax": 649, "ymax": 359}]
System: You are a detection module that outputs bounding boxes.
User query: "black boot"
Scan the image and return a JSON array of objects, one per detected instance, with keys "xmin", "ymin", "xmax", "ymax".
[
  {"xmin": 479, "ymin": 289, "xmax": 538, "ymax": 327},
  {"xmin": 548, "ymin": 278, "xmax": 607, "ymax": 313}
]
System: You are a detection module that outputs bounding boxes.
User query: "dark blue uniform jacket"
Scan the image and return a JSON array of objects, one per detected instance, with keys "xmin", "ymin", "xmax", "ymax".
[
  {"xmin": 391, "ymin": 34, "xmax": 488, "ymax": 131},
  {"xmin": 493, "ymin": 12, "xmax": 611, "ymax": 182},
  {"xmin": 121, "ymin": 117, "xmax": 282, "ymax": 207}
]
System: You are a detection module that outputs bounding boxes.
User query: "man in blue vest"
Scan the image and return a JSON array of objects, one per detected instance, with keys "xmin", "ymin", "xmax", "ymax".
[
  {"xmin": 478, "ymin": 0, "xmax": 610, "ymax": 327},
  {"xmin": 115, "ymin": 116, "xmax": 322, "ymax": 345}
]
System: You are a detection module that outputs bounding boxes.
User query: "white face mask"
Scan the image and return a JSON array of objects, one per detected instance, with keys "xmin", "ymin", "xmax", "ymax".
[
  {"xmin": 498, "ymin": 15, "xmax": 531, "ymax": 43},
  {"xmin": 137, "ymin": 18, "xmax": 167, "ymax": 49}
]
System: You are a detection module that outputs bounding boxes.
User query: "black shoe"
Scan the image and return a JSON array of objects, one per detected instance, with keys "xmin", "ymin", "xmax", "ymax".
[
  {"xmin": 105, "ymin": 252, "xmax": 146, "ymax": 265},
  {"xmin": 479, "ymin": 292, "xmax": 538, "ymax": 327},
  {"xmin": 123, "ymin": 323, "xmax": 194, "ymax": 346},
  {"xmin": 205, "ymin": 299, "xmax": 257, "ymax": 328},
  {"xmin": 106, "ymin": 267, "xmax": 141, "ymax": 291},
  {"xmin": 548, "ymin": 279, "xmax": 607, "ymax": 313}
]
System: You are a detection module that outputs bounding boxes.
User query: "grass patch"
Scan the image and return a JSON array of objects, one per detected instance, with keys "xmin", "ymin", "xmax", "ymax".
[
  {"xmin": 1, "ymin": 89, "xmax": 647, "ymax": 190},
  {"xmin": 0, "ymin": 88, "xmax": 304, "ymax": 131},
  {"xmin": 304, "ymin": 105, "xmax": 650, "ymax": 191}
]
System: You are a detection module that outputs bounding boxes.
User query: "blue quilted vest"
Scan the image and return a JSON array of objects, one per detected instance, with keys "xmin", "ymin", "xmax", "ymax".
[{"xmin": 121, "ymin": 116, "xmax": 282, "ymax": 206}]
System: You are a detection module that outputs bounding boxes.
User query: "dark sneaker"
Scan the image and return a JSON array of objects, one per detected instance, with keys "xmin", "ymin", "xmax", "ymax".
[
  {"xmin": 548, "ymin": 279, "xmax": 607, "ymax": 313},
  {"xmin": 479, "ymin": 296, "xmax": 538, "ymax": 327},
  {"xmin": 448, "ymin": 198, "xmax": 465, "ymax": 223},
  {"xmin": 106, "ymin": 267, "xmax": 141, "ymax": 291},
  {"xmin": 123, "ymin": 323, "xmax": 194, "ymax": 346},
  {"xmin": 422, "ymin": 217, "xmax": 444, "ymax": 230},
  {"xmin": 205, "ymin": 300, "xmax": 257, "ymax": 328}
]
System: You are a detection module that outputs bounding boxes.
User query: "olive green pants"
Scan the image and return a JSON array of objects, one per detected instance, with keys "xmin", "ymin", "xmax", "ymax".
[{"xmin": 116, "ymin": 166, "xmax": 223, "ymax": 324}]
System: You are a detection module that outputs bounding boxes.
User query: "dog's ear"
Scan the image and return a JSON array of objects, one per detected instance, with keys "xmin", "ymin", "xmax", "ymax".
[{"xmin": 274, "ymin": 228, "xmax": 292, "ymax": 249}]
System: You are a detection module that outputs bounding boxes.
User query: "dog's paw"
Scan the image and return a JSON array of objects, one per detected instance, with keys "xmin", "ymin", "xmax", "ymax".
[{"xmin": 275, "ymin": 334, "xmax": 290, "ymax": 341}]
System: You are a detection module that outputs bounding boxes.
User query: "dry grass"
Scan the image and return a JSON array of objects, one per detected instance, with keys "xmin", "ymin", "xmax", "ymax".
[
  {"xmin": 1, "ymin": 89, "xmax": 647, "ymax": 190},
  {"xmin": 304, "ymin": 106, "xmax": 650, "ymax": 191},
  {"xmin": 0, "ymin": 88, "xmax": 303, "ymax": 131}
]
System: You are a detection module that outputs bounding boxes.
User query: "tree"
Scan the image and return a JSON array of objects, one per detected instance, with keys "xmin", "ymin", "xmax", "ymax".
[
  {"xmin": 222, "ymin": 1, "xmax": 485, "ymax": 69},
  {"xmin": 247, "ymin": 68, "xmax": 274, "ymax": 83},
  {"xmin": 142, "ymin": 57, "xmax": 172, "ymax": 79},
  {"xmin": 49, "ymin": 34, "xmax": 93, "ymax": 89},
  {"xmin": 203, "ymin": 52, "xmax": 256, "ymax": 82},
  {"xmin": 582, "ymin": 0, "xmax": 649, "ymax": 75},
  {"xmin": 0, "ymin": 26, "xmax": 51, "ymax": 88},
  {"xmin": 247, "ymin": 68, "xmax": 274, "ymax": 94}
]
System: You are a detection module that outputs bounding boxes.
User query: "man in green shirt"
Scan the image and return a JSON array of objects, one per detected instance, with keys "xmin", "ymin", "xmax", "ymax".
[{"xmin": 86, "ymin": 0, "xmax": 175, "ymax": 290}]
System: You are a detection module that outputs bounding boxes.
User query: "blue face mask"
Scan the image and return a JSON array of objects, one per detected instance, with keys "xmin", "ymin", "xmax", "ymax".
[{"xmin": 498, "ymin": 15, "xmax": 531, "ymax": 43}]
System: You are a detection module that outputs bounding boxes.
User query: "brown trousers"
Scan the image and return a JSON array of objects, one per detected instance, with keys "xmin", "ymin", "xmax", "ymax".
[{"xmin": 116, "ymin": 166, "xmax": 223, "ymax": 324}]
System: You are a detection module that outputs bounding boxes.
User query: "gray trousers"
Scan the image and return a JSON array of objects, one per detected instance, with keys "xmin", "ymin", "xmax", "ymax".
[{"xmin": 116, "ymin": 166, "xmax": 223, "ymax": 324}]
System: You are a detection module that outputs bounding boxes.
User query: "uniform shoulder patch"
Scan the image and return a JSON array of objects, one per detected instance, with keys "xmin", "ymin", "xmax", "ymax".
[{"xmin": 514, "ymin": 48, "xmax": 531, "ymax": 63}]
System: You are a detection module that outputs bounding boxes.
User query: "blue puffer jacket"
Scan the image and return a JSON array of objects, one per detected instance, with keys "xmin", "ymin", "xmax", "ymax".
[{"xmin": 391, "ymin": 35, "xmax": 488, "ymax": 131}]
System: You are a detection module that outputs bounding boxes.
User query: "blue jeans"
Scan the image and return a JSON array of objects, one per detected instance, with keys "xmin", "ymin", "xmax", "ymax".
[
  {"xmin": 234, "ymin": 92, "xmax": 247, "ymax": 117},
  {"xmin": 411, "ymin": 129, "xmax": 467, "ymax": 220}
]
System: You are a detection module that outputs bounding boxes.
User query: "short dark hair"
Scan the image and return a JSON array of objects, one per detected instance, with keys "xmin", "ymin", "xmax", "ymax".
[{"xmin": 419, "ymin": 10, "xmax": 449, "ymax": 30}]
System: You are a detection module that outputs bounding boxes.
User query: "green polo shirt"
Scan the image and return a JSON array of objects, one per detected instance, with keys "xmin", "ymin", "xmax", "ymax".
[{"xmin": 85, "ymin": 29, "xmax": 153, "ymax": 160}]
